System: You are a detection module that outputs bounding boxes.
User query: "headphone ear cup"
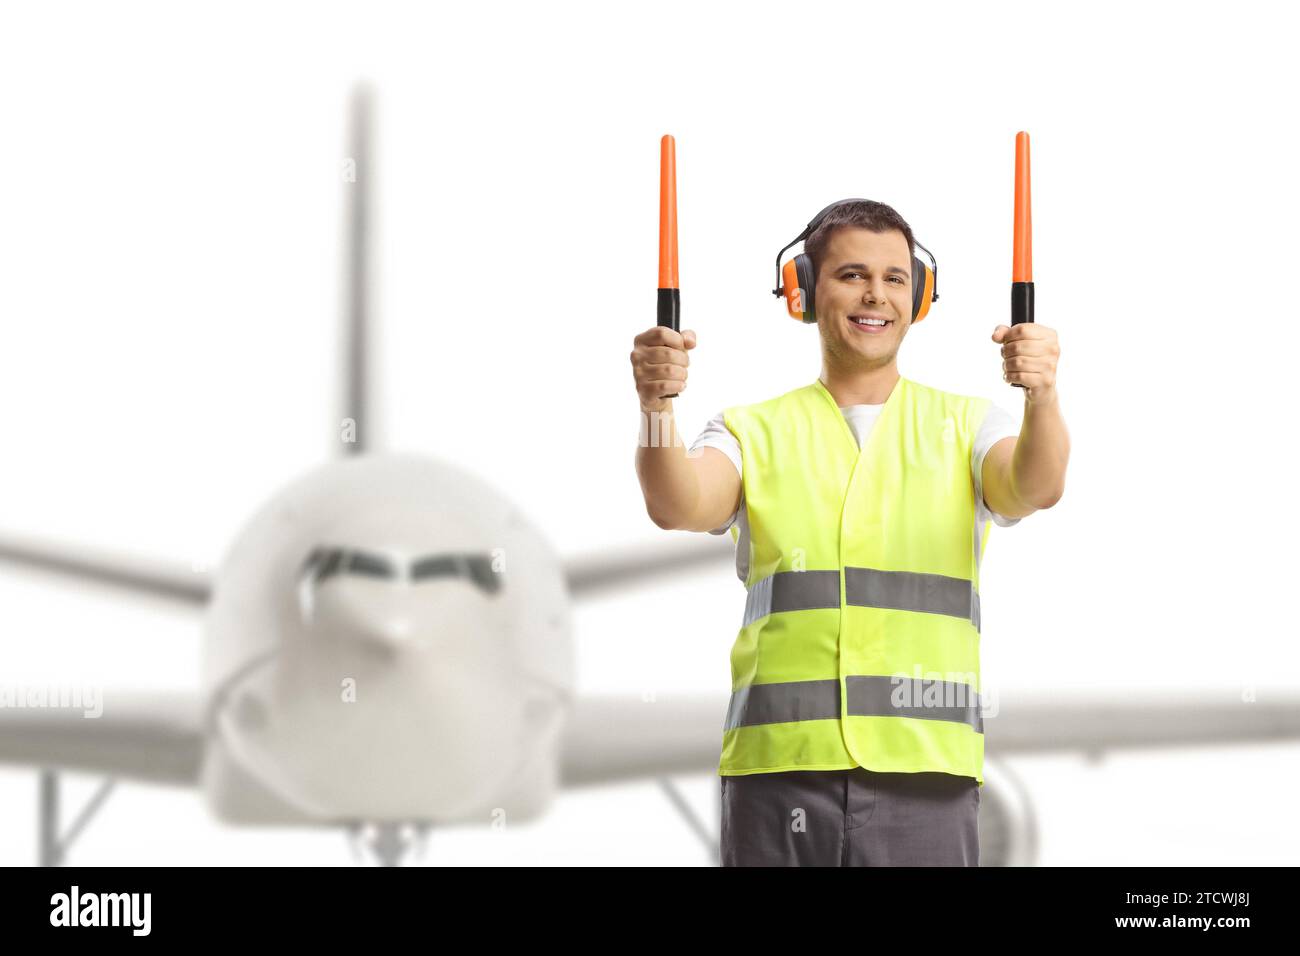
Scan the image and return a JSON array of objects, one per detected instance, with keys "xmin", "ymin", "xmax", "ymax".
[
  {"xmin": 911, "ymin": 256, "xmax": 936, "ymax": 324},
  {"xmin": 780, "ymin": 259, "xmax": 807, "ymax": 322},
  {"xmin": 794, "ymin": 254, "xmax": 818, "ymax": 324}
]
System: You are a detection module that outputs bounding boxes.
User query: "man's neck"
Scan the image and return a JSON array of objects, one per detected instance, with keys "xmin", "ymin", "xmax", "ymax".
[{"xmin": 818, "ymin": 362, "xmax": 901, "ymax": 406}]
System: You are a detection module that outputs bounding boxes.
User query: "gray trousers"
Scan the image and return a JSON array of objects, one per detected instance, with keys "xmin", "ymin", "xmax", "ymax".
[{"xmin": 720, "ymin": 767, "xmax": 980, "ymax": 866}]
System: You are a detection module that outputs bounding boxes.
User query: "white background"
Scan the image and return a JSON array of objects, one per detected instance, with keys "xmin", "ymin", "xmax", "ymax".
[{"xmin": 1, "ymin": 0, "xmax": 1298, "ymax": 865}]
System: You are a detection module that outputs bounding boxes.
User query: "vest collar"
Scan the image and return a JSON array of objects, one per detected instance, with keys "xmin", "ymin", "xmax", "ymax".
[{"xmin": 811, "ymin": 374, "xmax": 910, "ymax": 461}]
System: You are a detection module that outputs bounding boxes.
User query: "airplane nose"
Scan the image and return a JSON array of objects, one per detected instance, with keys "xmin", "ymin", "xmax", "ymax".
[
  {"xmin": 304, "ymin": 579, "xmax": 436, "ymax": 653},
  {"xmin": 357, "ymin": 610, "xmax": 424, "ymax": 651}
]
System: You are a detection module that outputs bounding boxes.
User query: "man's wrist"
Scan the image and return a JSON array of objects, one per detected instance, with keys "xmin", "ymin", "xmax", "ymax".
[
  {"xmin": 638, "ymin": 403, "xmax": 679, "ymax": 449},
  {"xmin": 1024, "ymin": 384, "xmax": 1058, "ymax": 408}
]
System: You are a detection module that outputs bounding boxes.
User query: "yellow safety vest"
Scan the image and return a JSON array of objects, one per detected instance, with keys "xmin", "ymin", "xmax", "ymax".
[{"xmin": 719, "ymin": 375, "xmax": 992, "ymax": 784}]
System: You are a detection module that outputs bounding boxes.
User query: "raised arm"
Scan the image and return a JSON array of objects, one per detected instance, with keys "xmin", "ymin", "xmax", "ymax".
[
  {"xmin": 983, "ymin": 322, "xmax": 1069, "ymax": 515},
  {"xmin": 630, "ymin": 326, "xmax": 741, "ymax": 532}
]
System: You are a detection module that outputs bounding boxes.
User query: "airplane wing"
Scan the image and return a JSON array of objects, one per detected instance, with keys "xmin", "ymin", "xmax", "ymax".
[
  {"xmin": 985, "ymin": 689, "xmax": 1300, "ymax": 755},
  {"xmin": 3, "ymin": 685, "xmax": 1296, "ymax": 792},
  {"xmin": 0, "ymin": 690, "xmax": 204, "ymax": 785},
  {"xmin": 562, "ymin": 533, "xmax": 736, "ymax": 601},
  {"xmin": 558, "ymin": 689, "xmax": 1300, "ymax": 786},
  {"xmin": 0, "ymin": 530, "xmax": 211, "ymax": 605},
  {"xmin": 559, "ymin": 694, "xmax": 724, "ymax": 786}
]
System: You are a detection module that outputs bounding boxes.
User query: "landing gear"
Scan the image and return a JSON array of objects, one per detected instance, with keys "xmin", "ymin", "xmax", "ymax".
[
  {"xmin": 346, "ymin": 821, "xmax": 430, "ymax": 866},
  {"xmin": 658, "ymin": 777, "xmax": 719, "ymax": 865},
  {"xmin": 37, "ymin": 769, "xmax": 117, "ymax": 866}
]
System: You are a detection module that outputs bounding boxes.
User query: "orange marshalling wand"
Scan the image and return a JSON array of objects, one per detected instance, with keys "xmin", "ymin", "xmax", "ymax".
[
  {"xmin": 1013, "ymin": 130, "xmax": 1033, "ymax": 285},
  {"xmin": 1010, "ymin": 131, "xmax": 1035, "ymax": 389},
  {"xmin": 657, "ymin": 134, "xmax": 681, "ymax": 397},
  {"xmin": 658, "ymin": 134, "xmax": 679, "ymax": 297}
]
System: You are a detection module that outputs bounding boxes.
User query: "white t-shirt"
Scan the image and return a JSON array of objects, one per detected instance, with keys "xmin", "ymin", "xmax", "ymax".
[{"xmin": 689, "ymin": 397, "xmax": 1023, "ymax": 582}]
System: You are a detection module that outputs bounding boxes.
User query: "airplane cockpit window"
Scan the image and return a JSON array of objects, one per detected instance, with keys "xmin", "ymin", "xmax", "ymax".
[
  {"xmin": 298, "ymin": 547, "xmax": 500, "ymax": 594},
  {"xmin": 301, "ymin": 547, "xmax": 343, "ymax": 585},
  {"xmin": 345, "ymin": 551, "xmax": 398, "ymax": 579},
  {"xmin": 300, "ymin": 547, "xmax": 398, "ymax": 584},
  {"xmin": 409, "ymin": 553, "xmax": 502, "ymax": 595}
]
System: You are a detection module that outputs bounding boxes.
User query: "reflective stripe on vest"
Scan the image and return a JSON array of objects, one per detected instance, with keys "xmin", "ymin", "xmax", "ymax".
[
  {"xmin": 718, "ymin": 376, "xmax": 993, "ymax": 782},
  {"xmin": 723, "ymin": 676, "xmax": 985, "ymax": 734},
  {"xmin": 742, "ymin": 567, "xmax": 981, "ymax": 631}
]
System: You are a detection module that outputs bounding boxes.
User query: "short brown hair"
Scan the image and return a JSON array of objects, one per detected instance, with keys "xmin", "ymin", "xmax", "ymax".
[{"xmin": 804, "ymin": 200, "xmax": 915, "ymax": 284}]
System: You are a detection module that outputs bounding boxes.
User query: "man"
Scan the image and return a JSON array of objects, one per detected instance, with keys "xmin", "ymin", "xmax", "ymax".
[{"xmin": 630, "ymin": 200, "xmax": 1069, "ymax": 866}]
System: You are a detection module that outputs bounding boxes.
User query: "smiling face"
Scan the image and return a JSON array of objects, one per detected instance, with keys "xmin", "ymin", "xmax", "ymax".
[{"xmin": 814, "ymin": 226, "xmax": 914, "ymax": 373}]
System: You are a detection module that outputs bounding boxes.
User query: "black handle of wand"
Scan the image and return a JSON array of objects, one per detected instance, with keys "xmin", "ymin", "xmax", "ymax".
[
  {"xmin": 1010, "ymin": 281, "xmax": 1034, "ymax": 390},
  {"xmin": 657, "ymin": 287, "xmax": 681, "ymax": 399}
]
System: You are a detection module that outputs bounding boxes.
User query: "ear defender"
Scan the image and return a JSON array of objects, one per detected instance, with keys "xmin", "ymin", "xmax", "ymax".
[{"xmin": 772, "ymin": 199, "xmax": 939, "ymax": 326}]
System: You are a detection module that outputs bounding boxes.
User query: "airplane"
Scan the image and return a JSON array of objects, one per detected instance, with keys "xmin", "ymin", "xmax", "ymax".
[{"xmin": 3, "ymin": 86, "xmax": 1299, "ymax": 867}]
